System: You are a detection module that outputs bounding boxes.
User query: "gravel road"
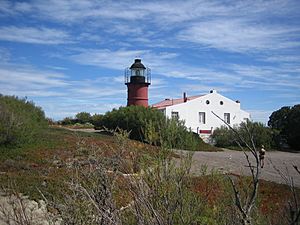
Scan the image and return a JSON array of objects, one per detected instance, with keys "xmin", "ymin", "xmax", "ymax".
[
  {"xmin": 176, "ymin": 149, "xmax": 300, "ymax": 187},
  {"xmin": 62, "ymin": 128, "xmax": 300, "ymax": 187}
]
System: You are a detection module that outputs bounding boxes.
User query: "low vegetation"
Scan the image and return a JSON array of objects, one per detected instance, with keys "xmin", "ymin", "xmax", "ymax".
[
  {"xmin": 0, "ymin": 96, "xmax": 299, "ymax": 224},
  {"xmin": 0, "ymin": 127, "xmax": 299, "ymax": 225},
  {"xmin": 212, "ymin": 120, "xmax": 275, "ymax": 150},
  {"xmin": 0, "ymin": 95, "xmax": 47, "ymax": 147},
  {"xmin": 93, "ymin": 105, "xmax": 217, "ymax": 151}
]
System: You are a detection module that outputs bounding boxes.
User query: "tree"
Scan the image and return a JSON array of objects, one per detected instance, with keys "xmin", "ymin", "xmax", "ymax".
[
  {"xmin": 91, "ymin": 113, "xmax": 103, "ymax": 127},
  {"xmin": 286, "ymin": 105, "xmax": 300, "ymax": 150},
  {"xmin": 268, "ymin": 106, "xmax": 291, "ymax": 133},
  {"xmin": 239, "ymin": 120, "xmax": 274, "ymax": 149},
  {"xmin": 268, "ymin": 105, "xmax": 300, "ymax": 150},
  {"xmin": 75, "ymin": 112, "xmax": 92, "ymax": 124},
  {"xmin": 212, "ymin": 121, "xmax": 274, "ymax": 149}
]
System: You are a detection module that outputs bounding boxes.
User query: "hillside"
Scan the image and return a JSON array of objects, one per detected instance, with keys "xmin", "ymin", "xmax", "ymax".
[{"xmin": 0, "ymin": 127, "xmax": 299, "ymax": 224}]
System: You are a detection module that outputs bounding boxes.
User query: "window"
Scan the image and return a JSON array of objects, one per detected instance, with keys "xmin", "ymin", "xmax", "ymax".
[
  {"xmin": 199, "ymin": 112, "xmax": 206, "ymax": 124},
  {"xmin": 206, "ymin": 100, "xmax": 210, "ymax": 104},
  {"xmin": 224, "ymin": 113, "xmax": 230, "ymax": 124},
  {"xmin": 171, "ymin": 111, "xmax": 179, "ymax": 119},
  {"xmin": 220, "ymin": 101, "xmax": 223, "ymax": 105}
]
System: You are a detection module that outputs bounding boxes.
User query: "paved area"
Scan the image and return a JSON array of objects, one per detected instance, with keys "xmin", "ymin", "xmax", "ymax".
[{"xmin": 176, "ymin": 149, "xmax": 300, "ymax": 187}]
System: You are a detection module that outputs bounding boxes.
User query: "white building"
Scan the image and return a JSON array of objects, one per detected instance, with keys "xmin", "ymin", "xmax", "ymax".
[{"xmin": 152, "ymin": 90, "xmax": 250, "ymax": 142}]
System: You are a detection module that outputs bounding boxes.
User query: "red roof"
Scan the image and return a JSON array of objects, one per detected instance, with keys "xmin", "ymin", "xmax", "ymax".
[{"xmin": 152, "ymin": 95, "xmax": 204, "ymax": 109}]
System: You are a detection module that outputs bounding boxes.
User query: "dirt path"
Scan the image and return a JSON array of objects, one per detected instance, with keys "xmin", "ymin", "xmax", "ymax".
[{"xmin": 177, "ymin": 149, "xmax": 300, "ymax": 187}]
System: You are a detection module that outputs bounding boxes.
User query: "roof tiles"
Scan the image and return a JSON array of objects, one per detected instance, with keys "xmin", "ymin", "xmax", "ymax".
[{"xmin": 152, "ymin": 95, "xmax": 203, "ymax": 109}]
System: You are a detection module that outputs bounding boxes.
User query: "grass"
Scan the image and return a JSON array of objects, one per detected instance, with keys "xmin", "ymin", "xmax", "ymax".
[
  {"xmin": 190, "ymin": 173, "xmax": 300, "ymax": 225},
  {"xmin": 0, "ymin": 127, "xmax": 159, "ymax": 201},
  {"xmin": 0, "ymin": 126, "xmax": 298, "ymax": 224}
]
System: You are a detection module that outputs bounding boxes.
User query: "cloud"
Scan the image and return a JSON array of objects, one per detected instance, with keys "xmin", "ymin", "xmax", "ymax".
[
  {"xmin": 247, "ymin": 109, "xmax": 273, "ymax": 124},
  {"xmin": 0, "ymin": 61, "xmax": 128, "ymax": 119},
  {"xmin": 11, "ymin": 0, "xmax": 295, "ymax": 26},
  {"xmin": 0, "ymin": 26, "xmax": 71, "ymax": 44},
  {"xmin": 0, "ymin": 64, "xmax": 69, "ymax": 97},
  {"xmin": 69, "ymin": 47, "xmax": 300, "ymax": 95},
  {"xmin": 41, "ymin": 100, "xmax": 122, "ymax": 120},
  {"xmin": 1, "ymin": 0, "xmax": 299, "ymax": 121},
  {"xmin": 1, "ymin": 0, "xmax": 299, "ymax": 52},
  {"xmin": 69, "ymin": 47, "xmax": 244, "ymax": 88},
  {"xmin": 178, "ymin": 19, "xmax": 300, "ymax": 52},
  {"xmin": 0, "ymin": 48, "xmax": 10, "ymax": 62},
  {"xmin": 261, "ymin": 54, "xmax": 300, "ymax": 63},
  {"xmin": 70, "ymin": 49, "xmax": 145, "ymax": 70},
  {"xmin": 228, "ymin": 64, "xmax": 300, "ymax": 90},
  {"xmin": 70, "ymin": 48, "xmax": 178, "ymax": 70}
]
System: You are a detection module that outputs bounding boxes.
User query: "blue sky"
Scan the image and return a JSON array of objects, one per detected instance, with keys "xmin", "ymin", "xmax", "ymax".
[{"xmin": 0, "ymin": 0, "xmax": 299, "ymax": 123}]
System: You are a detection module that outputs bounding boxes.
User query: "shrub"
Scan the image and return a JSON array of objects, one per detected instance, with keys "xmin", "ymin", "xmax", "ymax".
[
  {"xmin": 0, "ymin": 94, "xmax": 47, "ymax": 146},
  {"xmin": 211, "ymin": 126, "xmax": 235, "ymax": 148},
  {"xmin": 94, "ymin": 106, "xmax": 164, "ymax": 140},
  {"xmin": 60, "ymin": 117, "xmax": 78, "ymax": 125},
  {"xmin": 212, "ymin": 120, "xmax": 274, "ymax": 149},
  {"xmin": 75, "ymin": 112, "xmax": 92, "ymax": 124},
  {"xmin": 90, "ymin": 113, "xmax": 103, "ymax": 127},
  {"xmin": 93, "ymin": 106, "xmax": 203, "ymax": 151}
]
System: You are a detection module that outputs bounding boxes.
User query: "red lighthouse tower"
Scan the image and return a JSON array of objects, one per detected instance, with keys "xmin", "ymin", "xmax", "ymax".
[{"xmin": 125, "ymin": 59, "xmax": 151, "ymax": 107}]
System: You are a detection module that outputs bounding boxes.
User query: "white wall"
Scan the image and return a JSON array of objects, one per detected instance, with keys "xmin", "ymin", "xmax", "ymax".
[{"xmin": 164, "ymin": 90, "xmax": 250, "ymax": 134}]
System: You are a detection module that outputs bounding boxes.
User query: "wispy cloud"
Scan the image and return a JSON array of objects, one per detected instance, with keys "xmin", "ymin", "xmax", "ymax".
[
  {"xmin": 0, "ymin": 48, "xmax": 10, "ymax": 62},
  {"xmin": 70, "ymin": 49, "xmax": 145, "ymax": 70},
  {"xmin": 68, "ymin": 47, "xmax": 300, "ymax": 94},
  {"xmin": 1, "ymin": 0, "xmax": 299, "ymax": 52},
  {"xmin": 0, "ymin": 61, "xmax": 127, "ymax": 119},
  {"xmin": 70, "ymin": 49, "xmax": 178, "ymax": 70},
  {"xmin": 41, "ymin": 100, "xmax": 122, "ymax": 119},
  {"xmin": 0, "ymin": 64, "xmax": 69, "ymax": 97},
  {"xmin": 247, "ymin": 109, "xmax": 273, "ymax": 124},
  {"xmin": 0, "ymin": 26, "xmax": 71, "ymax": 44},
  {"xmin": 0, "ymin": 0, "xmax": 299, "ymax": 123},
  {"xmin": 178, "ymin": 19, "xmax": 300, "ymax": 52}
]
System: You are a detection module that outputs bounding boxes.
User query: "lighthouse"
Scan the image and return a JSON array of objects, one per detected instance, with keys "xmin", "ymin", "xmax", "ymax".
[{"xmin": 125, "ymin": 59, "xmax": 151, "ymax": 107}]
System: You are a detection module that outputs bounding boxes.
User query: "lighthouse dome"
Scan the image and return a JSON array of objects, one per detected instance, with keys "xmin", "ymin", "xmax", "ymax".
[{"xmin": 130, "ymin": 59, "xmax": 146, "ymax": 69}]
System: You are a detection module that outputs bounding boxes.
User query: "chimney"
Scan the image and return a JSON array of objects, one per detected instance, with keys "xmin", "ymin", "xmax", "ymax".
[{"xmin": 183, "ymin": 92, "xmax": 187, "ymax": 102}]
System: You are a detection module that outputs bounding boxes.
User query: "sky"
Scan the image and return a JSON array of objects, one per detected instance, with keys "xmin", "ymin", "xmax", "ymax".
[{"xmin": 0, "ymin": 0, "xmax": 299, "ymax": 124}]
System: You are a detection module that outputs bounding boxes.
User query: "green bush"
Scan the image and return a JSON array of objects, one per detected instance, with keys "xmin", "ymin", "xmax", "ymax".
[
  {"xmin": 239, "ymin": 120, "xmax": 274, "ymax": 149},
  {"xmin": 212, "ymin": 120, "xmax": 274, "ymax": 149},
  {"xmin": 286, "ymin": 104, "xmax": 300, "ymax": 150},
  {"xmin": 0, "ymin": 94, "xmax": 47, "ymax": 146},
  {"xmin": 211, "ymin": 125, "xmax": 235, "ymax": 148},
  {"xmin": 75, "ymin": 112, "xmax": 92, "ymax": 124},
  {"xmin": 95, "ymin": 106, "xmax": 164, "ymax": 140},
  {"xmin": 91, "ymin": 113, "xmax": 103, "ymax": 127},
  {"xmin": 268, "ymin": 104, "xmax": 300, "ymax": 150},
  {"xmin": 93, "ymin": 106, "xmax": 203, "ymax": 151}
]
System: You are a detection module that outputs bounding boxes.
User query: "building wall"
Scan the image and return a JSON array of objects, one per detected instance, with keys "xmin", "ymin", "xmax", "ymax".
[{"xmin": 163, "ymin": 90, "xmax": 250, "ymax": 135}]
